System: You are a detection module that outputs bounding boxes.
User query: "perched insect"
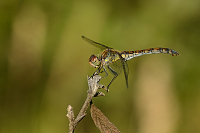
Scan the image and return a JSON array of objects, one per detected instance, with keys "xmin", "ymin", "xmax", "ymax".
[{"xmin": 82, "ymin": 36, "xmax": 179, "ymax": 91}]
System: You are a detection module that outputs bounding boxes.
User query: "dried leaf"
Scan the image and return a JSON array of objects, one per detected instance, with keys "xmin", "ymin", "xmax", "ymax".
[{"xmin": 90, "ymin": 103, "xmax": 121, "ymax": 133}]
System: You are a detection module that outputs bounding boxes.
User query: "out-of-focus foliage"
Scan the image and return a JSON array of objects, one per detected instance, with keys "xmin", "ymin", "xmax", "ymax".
[{"xmin": 0, "ymin": 0, "xmax": 200, "ymax": 133}]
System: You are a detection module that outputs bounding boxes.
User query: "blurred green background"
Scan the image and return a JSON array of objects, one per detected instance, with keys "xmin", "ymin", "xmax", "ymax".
[{"xmin": 0, "ymin": 0, "xmax": 200, "ymax": 133}]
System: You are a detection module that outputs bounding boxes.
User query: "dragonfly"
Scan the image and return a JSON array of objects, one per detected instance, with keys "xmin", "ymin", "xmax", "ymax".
[{"xmin": 82, "ymin": 36, "xmax": 179, "ymax": 91}]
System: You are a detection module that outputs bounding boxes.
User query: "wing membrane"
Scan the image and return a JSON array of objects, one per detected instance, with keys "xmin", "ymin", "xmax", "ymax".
[
  {"xmin": 108, "ymin": 58, "xmax": 123, "ymax": 75},
  {"xmin": 82, "ymin": 36, "xmax": 113, "ymax": 50},
  {"xmin": 108, "ymin": 52, "xmax": 129, "ymax": 88},
  {"xmin": 117, "ymin": 53, "xmax": 129, "ymax": 88}
]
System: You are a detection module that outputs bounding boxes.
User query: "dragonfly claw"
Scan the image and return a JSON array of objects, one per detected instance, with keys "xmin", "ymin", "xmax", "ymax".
[
  {"xmin": 94, "ymin": 92, "xmax": 105, "ymax": 97},
  {"xmin": 98, "ymin": 84, "xmax": 109, "ymax": 92}
]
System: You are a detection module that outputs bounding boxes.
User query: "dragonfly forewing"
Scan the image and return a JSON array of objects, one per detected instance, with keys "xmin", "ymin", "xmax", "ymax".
[{"xmin": 82, "ymin": 36, "xmax": 113, "ymax": 50}]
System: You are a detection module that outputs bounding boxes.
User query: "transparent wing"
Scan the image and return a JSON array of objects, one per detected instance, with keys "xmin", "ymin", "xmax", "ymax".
[
  {"xmin": 108, "ymin": 58, "xmax": 123, "ymax": 75},
  {"xmin": 119, "ymin": 54, "xmax": 129, "ymax": 88},
  {"xmin": 82, "ymin": 36, "xmax": 113, "ymax": 50},
  {"xmin": 108, "ymin": 53, "xmax": 129, "ymax": 88}
]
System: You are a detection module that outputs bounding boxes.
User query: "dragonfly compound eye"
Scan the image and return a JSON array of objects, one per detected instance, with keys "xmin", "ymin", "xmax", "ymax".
[{"xmin": 89, "ymin": 54, "xmax": 100, "ymax": 68}]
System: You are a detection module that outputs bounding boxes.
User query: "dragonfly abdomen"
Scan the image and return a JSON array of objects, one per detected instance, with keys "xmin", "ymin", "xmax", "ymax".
[{"xmin": 121, "ymin": 48, "xmax": 179, "ymax": 61}]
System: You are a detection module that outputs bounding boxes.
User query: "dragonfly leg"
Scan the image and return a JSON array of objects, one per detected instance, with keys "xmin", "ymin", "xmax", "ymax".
[
  {"xmin": 88, "ymin": 66, "xmax": 102, "ymax": 80},
  {"xmin": 90, "ymin": 66, "xmax": 109, "ymax": 92},
  {"xmin": 107, "ymin": 66, "xmax": 118, "ymax": 91},
  {"xmin": 93, "ymin": 66, "xmax": 103, "ymax": 76},
  {"xmin": 101, "ymin": 66, "xmax": 108, "ymax": 79}
]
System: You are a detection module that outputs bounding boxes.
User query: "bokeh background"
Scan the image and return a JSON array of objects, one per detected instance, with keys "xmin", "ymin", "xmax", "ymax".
[{"xmin": 0, "ymin": 0, "xmax": 200, "ymax": 133}]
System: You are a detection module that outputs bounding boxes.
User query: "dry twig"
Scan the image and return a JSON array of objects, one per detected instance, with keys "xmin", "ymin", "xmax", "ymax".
[
  {"xmin": 66, "ymin": 75, "xmax": 104, "ymax": 133},
  {"xmin": 66, "ymin": 75, "xmax": 120, "ymax": 133}
]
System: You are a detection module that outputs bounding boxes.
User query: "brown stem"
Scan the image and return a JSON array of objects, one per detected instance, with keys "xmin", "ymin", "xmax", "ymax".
[{"xmin": 66, "ymin": 75, "xmax": 102, "ymax": 133}]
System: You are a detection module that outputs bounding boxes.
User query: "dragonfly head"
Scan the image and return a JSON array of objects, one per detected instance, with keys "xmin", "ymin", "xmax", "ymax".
[{"xmin": 89, "ymin": 54, "xmax": 101, "ymax": 68}]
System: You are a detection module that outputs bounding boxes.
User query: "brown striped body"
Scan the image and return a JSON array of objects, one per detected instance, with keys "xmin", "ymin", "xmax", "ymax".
[{"xmin": 121, "ymin": 48, "xmax": 179, "ymax": 61}]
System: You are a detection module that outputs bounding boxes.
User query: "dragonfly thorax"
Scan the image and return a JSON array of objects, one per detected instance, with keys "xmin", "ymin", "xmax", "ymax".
[{"xmin": 89, "ymin": 54, "xmax": 101, "ymax": 68}]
